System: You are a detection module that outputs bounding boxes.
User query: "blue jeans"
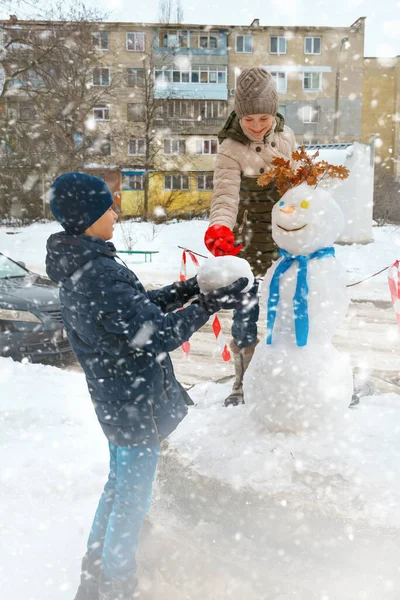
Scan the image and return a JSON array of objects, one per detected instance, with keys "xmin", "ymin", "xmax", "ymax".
[
  {"xmin": 231, "ymin": 280, "xmax": 260, "ymax": 348},
  {"xmin": 86, "ymin": 442, "xmax": 160, "ymax": 582}
]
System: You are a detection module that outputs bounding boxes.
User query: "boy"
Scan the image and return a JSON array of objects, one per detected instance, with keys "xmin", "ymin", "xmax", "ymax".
[
  {"xmin": 204, "ymin": 67, "xmax": 297, "ymax": 406},
  {"xmin": 45, "ymin": 172, "xmax": 247, "ymax": 600}
]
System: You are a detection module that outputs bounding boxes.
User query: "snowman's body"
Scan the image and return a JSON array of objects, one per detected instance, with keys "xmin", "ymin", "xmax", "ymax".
[
  {"xmin": 244, "ymin": 183, "xmax": 353, "ymax": 433},
  {"xmin": 262, "ymin": 254, "xmax": 348, "ymax": 345}
]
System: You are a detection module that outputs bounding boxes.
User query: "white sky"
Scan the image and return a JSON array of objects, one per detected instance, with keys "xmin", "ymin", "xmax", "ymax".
[
  {"xmin": 97, "ymin": 0, "xmax": 400, "ymax": 57},
  {"xmin": 5, "ymin": 0, "xmax": 400, "ymax": 56}
]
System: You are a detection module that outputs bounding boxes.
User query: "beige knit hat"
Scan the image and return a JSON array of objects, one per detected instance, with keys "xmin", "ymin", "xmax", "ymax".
[{"xmin": 234, "ymin": 67, "xmax": 279, "ymax": 118}]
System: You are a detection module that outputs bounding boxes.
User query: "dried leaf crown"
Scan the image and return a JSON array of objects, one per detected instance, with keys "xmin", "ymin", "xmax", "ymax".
[{"xmin": 257, "ymin": 146, "xmax": 350, "ymax": 197}]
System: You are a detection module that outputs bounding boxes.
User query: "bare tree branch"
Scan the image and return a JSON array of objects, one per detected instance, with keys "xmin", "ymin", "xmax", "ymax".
[
  {"xmin": 158, "ymin": 0, "xmax": 172, "ymax": 24},
  {"xmin": 158, "ymin": 0, "xmax": 184, "ymax": 24},
  {"xmin": 0, "ymin": 2, "xmax": 120, "ymax": 218},
  {"xmin": 175, "ymin": 0, "xmax": 184, "ymax": 24}
]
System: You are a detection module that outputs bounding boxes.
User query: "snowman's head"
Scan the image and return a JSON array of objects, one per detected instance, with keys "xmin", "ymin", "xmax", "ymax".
[{"xmin": 272, "ymin": 183, "xmax": 345, "ymax": 255}]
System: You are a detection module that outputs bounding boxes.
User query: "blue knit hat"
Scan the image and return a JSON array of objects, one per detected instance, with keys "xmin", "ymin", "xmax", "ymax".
[{"xmin": 49, "ymin": 172, "xmax": 114, "ymax": 235}]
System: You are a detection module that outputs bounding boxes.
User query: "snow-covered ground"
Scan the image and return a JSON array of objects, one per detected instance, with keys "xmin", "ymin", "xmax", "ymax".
[
  {"xmin": 0, "ymin": 359, "xmax": 106, "ymax": 600},
  {"xmin": 1, "ymin": 220, "xmax": 400, "ymax": 599},
  {"xmin": 2, "ymin": 358, "xmax": 400, "ymax": 600},
  {"xmin": 0, "ymin": 219, "xmax": 209, "ymax": 288},
  {"xmin": 169, "ymin": 382, "xmax": 400, "ymax": 529},
  {"xmin": 1, "ymin": 219, "xmax": 399, "ymax": 299}
]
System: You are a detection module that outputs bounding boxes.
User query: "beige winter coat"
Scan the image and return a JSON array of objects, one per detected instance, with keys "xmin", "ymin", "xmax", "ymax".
[{"xmin": 210, "ymin": 115, "xmax": 297, "ymax": 229}]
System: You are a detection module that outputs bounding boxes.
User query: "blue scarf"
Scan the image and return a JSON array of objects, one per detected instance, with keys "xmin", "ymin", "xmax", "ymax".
[{"xmin": 266, "ymin": 247, "xmax": 335, "ymax": 347}]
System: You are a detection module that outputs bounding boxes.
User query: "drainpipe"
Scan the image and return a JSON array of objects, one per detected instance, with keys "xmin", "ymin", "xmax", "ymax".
[
  {"xmin": 369, "ymin": 133, "xmax": 376, "ymax": 168},
  {"xmin": 333, "ymin": 36, "xmax": 349, "ymax": 140}
]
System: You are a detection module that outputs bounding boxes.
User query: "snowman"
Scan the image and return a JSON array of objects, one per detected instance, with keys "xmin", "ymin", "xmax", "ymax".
[{"xmin": 243, "ymin": 181, "xmax": 353, "ymax": 433}]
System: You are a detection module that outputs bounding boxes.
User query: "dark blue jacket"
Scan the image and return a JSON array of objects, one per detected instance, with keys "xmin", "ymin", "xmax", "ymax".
[{"xmin": 46, "ymin": 233, "xmax": 210, "ymax": 447}]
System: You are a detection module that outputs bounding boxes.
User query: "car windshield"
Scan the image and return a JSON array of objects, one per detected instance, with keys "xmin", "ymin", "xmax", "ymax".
[{"xmin": 0, "ymin": 254, "xmax": 29, "ymax": 279}]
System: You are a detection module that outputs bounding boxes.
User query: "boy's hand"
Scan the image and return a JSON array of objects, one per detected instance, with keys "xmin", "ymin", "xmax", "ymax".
[
  {"xmin": 198, "ymin": 277, "xmax": 249, "ymax": 314},
  {"xmin": 174, "ymin": 276, "xmax": 200, "ymax": 303},
  {"xmin": 204, "ymin": 224, "xmax": 243, "ymax": 257}
]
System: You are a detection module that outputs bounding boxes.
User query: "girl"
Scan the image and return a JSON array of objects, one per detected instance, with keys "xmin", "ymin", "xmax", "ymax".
[{"xmin": 205, "ymin": 67, "xmax": 297, "ymax": 406}]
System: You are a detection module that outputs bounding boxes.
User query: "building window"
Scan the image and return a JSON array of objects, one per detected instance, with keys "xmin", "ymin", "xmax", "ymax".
[
  {"xmin": 236, "ymin": 35, "xmax": 253, "ymax": 53},
  {"xmin": 126, "ymin": 32, "xmax": 145, "ymax": 52},
  {"xmin": 155, "ymin": 65, "xmax": 227, "ymax": 84},
  {"xmin": 127, "ymin": 68, "xmax": 145, "ymax": 87},
  {"xmin": 87, "ymin": 137, "xmax": 111, "ymax": 156},
  {"xmin": 178, "ymin": 30, "xmax": 188, "ymax": 47},
  {"xmin": 270, "ymin": 36, "xmax": 286, "ymax": 54},
  {"xmin": 164, "ymin": 139, "xmax": 186, "ymax": 155},
  {"xmin": 19, "ymin": 101, "xmax": 37, "ymax": 120},
  {"xmin": 164, "ymin": 100, "xmax": 191, "ymax": 118},
  {"xmin": 156, "ymin": 100, "xmax": 227, "ymax": 121},
  {"xmin": 196, "ymin": 139, "xmax": 218, "ymax": 154},
  {"xmin": 302, "ymin": 106, "xmax": 320, "ymax": 123},
  {"xmin": 174, "ymin": 69, "xmax": 188, "ymax": 82},
  {"xmin": 303, "ymin": 72, "xmax": 322, "ymax": 91},
  {"xmin": 159, "ymin": 29, "xmax": 219, "ymax": 49},
  {"xmin": 93, "ymin": 105, "xmax": 110, "ymax": 121},
  {"xmin": 164, "ymin": 174, "xmax": 190, "ymax": 190},
  {"xmin": 122, "ymin": 174, "xmax": 144, "ymax": 190},
  {"xmin": 160, "ymin": 30, "xmax": 189, "ymax": 48},
  {"xmin": 199, "ymin": 33, "xmax": 218, "ymax": 49},
  {"xmin": 161, "ymin": 31, "xmax": 178, "ymax": 47},
  {"xmin": 198, "ymin": 100, "xmax": 226, "ymax": 119},
  {"xmin": 161, "ymin": 100, "xmax": 191, "ymax": 119},
  {"xmin": 92, "ymin": 32, "xmax": 109, "ymax": 50},
  {"xmin": 233, "ymin": 68, "xmax": 242, "ymax": 89},
  {"xmin": 92, "ymin": 67, "xmax": 110, "ymax": 86},
  {"xmin": 155, "ymin": 69, "xmax": 172, "ymax": 83},
  {"xmin": 304, "ymin": 36, "xmax": 321, "ymax": 55},
  {"xmin": 127, "ymin": 103, "xmax": 145, "ymax": 121},
  {"xmin": 197, "ymin": 173, "xmax": 214, "ymax": 191},
  {"xmin": 194, "ymin": 65, "xmax": 226, "ymax": 84},
  {"xmin": 14, "ymin": 69, "xmax": 44, "ymax": 88},
  {"xmin": 102, "ymin": 141, "xmax": 111, "ymax": 156},
  {"xmin": 128, "ymin": 138, "xmax": 146, "ymax": 155},
  {"xmin": 155, "ymin": 69, "xmax": 170, "ymax": 82},
  {"xmin": 270, "ymin": 72, "xmax": 287, "ymax": 93}
]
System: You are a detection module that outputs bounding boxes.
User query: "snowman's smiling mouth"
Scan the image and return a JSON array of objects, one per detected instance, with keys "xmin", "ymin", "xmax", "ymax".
[{"xmin": 277, "ymin": 224, "xmax": 308, "ymax": 232}]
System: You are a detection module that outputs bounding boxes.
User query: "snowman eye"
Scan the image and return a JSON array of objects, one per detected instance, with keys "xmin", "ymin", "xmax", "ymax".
[
  {"xmin": 300, "ymin": 200, "xmax": 310, "ymax": 209},
  {"xmin": 279, "ymin": 201, "xmax": 284, "ymax": 206}
]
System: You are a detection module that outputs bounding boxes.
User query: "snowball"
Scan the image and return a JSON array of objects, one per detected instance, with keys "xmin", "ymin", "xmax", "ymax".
[{"xmin": 197, "ymin": 256, "xmax": 254, "ymax": 294}]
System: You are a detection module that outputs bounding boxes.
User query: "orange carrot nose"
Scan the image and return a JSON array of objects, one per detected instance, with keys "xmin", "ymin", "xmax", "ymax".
[{"xmin": 280, "ymin": 205, "xmax": 296, "ymax": 214}]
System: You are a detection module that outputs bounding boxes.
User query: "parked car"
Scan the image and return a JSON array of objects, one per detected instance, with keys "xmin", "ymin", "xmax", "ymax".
[{"xmin": 0, "ymin": 252, "xmax": 73, "ymax": 363}]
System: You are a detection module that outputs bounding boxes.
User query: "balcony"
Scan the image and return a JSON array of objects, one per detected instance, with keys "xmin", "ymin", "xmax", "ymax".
[
  {"xmin": 154, "ymin": 28, "xmax": 228, "ymax": 57},
  {"xmin": 154, "ymin": 65, "xmax": 228, "ymax": 101},
  {"xmin": 154, "ymin": 82, "xmax": 227, "ymax": 101},
  {"xmin": 154, "ymin": 99, "xmax": 228, "ymax": 134},
  {"xmin": 154, "ymin": 116, "xmax": 226, "ymax": 134}
]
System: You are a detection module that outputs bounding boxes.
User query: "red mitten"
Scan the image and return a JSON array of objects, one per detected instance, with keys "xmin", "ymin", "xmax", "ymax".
[{"xmin": 204, "ymin": 224, "xmax": 242, "ymax": 257}]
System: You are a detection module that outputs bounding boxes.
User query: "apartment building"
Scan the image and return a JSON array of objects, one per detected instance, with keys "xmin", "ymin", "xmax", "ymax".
[
  {"xmin": 228, "ymin": 18, "xmax": 365, "ymax": 144},
  {"xmin": 45, "ymin": 20, "xmax": 228, "ymax": 216},
  {"xmin": 84, "ymin": 17, "xmax": 367, "ymax": 216},
  {"xmin": 362, "ymin": 56, "xmax": 400, "ymax": 178},
  {"xmin": 111, "ymin": 23, "xmax": 229, "ymax": 216},
  {"xmin": 0, "ymin": 16, "xmax": 367, "ymax": 218}
]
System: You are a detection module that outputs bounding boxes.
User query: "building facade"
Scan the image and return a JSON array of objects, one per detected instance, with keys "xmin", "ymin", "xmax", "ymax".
[
  {"xmin": 0, "ymin": 16, "xmax": 368, "ymax": 218},
  {"xmin": 362, "ymin": 56, "xmax": 400, "ymax": 178},
  {"xmin": 227, "ymin": 18, "xmax": 365, "ymax": 144}
]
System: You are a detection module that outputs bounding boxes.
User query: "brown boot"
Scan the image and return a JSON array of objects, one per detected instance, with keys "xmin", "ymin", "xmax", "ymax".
[{"xmin": 224, "ymin": 340, "xmax": 258, "ymax": 407}]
